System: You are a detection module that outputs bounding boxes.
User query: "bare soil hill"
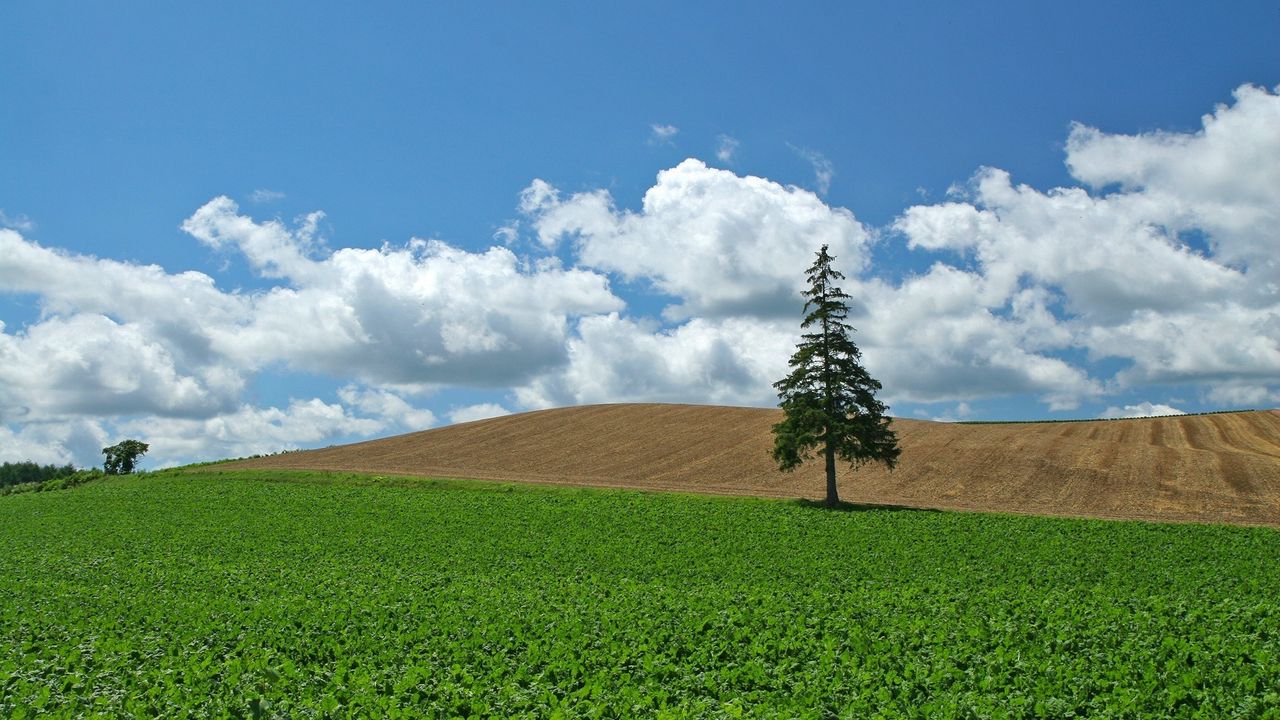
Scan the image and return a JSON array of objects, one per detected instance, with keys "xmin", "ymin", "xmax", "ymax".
[{"xmin": 226, "ymin": 404, "xmax": 1280, "ymax": 526}]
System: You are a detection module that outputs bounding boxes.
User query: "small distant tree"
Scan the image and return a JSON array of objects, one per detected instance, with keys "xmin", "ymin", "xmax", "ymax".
[
  {"xmin": 102, "ymin": 440, "xmax": 149, "ymax": 475},
  {"xmin": 772, "ymin": 245, "xmax": 900, "ymax": 507}
]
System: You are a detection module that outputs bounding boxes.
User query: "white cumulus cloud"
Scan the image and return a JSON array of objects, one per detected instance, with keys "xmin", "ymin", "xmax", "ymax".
[
  {"xmin": 117, "ymin": 399, "xmax": 385, "ymax": 466},
  {"xmin": 515, "ymin": 313, "xmax": 794, "ymax": 410},
  {"xmin": 447, "ymin": 403, "xmax": 512, "ymax": 425},
  {"xmin": 182, "ymin": 197, "xmax": 624, "ymax": 386},
  {"xmin": 3, "ymin": 84, "xmax": 1277, "ymax": 468},
  {"xmin": 889, "ymin": 83, "xmax": 1280, "ymax": 405},
  {"xmin": 515, "ymin": 85, "xmax": 1280, "ymax": 415},
  {"xmin": 1065, "ymin": 84, "xmax": 1280, "ymax": 283},
  {"xmin": 1100, "ymin": 402, "xmax": 1186, "ymax": 419},
  {"xmin": 0, "ymin": 200, "xmax": 624, "ymax": 466},
  {"xmin": 338, "ymin": 385, "xmax": 437, "ymax": 431},
  {"xmin": 0, "ymin": 314, "xmax": 243, "ymax": 422},
  {"xmin": 521, "ymin": 159, "xmax": 872, "ymax": 320},
  {"xmin": 0, "ymin": 420, "xmax": 109, "ymax": 467}
]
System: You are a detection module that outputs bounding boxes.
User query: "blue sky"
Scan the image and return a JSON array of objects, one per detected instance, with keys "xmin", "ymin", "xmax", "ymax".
[{"xmin": 2, "ymin": 2, "xmax": 1278, "ymax": 468}]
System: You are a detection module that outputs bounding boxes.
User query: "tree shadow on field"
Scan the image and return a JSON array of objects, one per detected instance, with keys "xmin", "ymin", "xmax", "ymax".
[{"xmin": 793, "ymin": 498, "xmax": 941, "ymax": 515}]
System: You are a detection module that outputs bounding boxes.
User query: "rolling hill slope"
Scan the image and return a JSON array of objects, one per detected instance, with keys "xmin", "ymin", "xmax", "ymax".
[{"xmin": 226, "ymin": 404, "xmax": 1280, "ymax": 526}]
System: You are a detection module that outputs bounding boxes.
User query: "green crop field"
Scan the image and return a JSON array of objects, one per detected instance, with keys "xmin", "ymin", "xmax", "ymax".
[{"xmin": 2, "ymin": 471, "xmax": 1278, "ymax": 718}]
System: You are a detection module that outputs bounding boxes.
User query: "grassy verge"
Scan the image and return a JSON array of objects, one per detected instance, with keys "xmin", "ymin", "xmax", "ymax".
[{"xmin": 2, "ymin": 470, "xmax": 1278, "ymax": 717}]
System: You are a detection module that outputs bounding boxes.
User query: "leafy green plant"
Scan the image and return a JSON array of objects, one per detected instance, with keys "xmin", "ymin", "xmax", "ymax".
[{"xmin": 1, "ymin": 470, "xmax": 1277, "ymax": 716}]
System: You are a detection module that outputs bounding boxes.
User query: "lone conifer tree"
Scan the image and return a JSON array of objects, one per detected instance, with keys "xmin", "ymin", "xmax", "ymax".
[{"xmin": 772, "ymin": 245, "xmax": 900, "ymax": 507}]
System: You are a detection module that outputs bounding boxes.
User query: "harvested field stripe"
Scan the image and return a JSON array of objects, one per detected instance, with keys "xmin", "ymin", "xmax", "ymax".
[{"xmin": 225, "ymin": 404, "xmax": 1280, "ymax": 527}]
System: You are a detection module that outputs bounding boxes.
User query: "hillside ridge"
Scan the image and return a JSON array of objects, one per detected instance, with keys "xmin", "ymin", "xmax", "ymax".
[{"xmin": 226, "ymin": 403, "xmax": 1280, "ymax": 526}]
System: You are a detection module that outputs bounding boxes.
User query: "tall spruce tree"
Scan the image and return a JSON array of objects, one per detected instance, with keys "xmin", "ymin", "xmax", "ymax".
[{"xmin": 772, "ymin": 245, "xmax": 900, "ymax": 507}]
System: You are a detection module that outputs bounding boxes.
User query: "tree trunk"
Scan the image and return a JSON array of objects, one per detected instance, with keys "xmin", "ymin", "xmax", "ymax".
[
  {"xmin": 821, "ymin": 298, "xmax": 838, "ymax": 507},
  {"xmin": 824, "ymin": 436, "xmax": 839, "ymax": 507}
]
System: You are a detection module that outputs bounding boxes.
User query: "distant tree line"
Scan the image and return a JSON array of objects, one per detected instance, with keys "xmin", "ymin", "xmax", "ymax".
[
  {"xmin": 1, "ymin": 463, "xmax": 108, "ymax": 496},
  {"xmin": 2, "ymin": 440, "xmax": 151, "ymax": 497},
  {"xmin": 0, "ymin": 461, "xmax": 78, "ymax": 490}
]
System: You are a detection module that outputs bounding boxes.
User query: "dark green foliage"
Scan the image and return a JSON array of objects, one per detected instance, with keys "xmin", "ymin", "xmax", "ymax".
[
  {"xmin": 0, "ymin": 468, "xmax": 105, "ymax": 497},
  {"xmin": 2, "ymin": 470, "xmax": 1278, "ymax": 717},
  {"xmin": 102, "ymin": 439, "xmax": 149, "ymax": 475},
  {"xmin": 773, "ymin": 245, "xmax": 900, "ymax": 506},
  {"xmin": 0, "ymin": 461, "xmax": 76, "ymax": 489}
]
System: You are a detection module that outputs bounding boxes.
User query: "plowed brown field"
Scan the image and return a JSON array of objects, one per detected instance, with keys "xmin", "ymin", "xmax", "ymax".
[{"xmin": 226, "ymin": 404, "xmax": 1280, "ymax": 526}]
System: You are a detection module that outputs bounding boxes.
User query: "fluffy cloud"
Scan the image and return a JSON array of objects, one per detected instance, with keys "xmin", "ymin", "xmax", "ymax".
[
  {"xmin": 888, "ymin": 83, "xmax": 1280, "ymax": 404},
  {"xmin": 447, "ymin": 403, "xmax": 512, "ymax": 425},
  {"xmin": 893, "ymin": 177, "xmax": 1242, "ymax": 322},
  {"xmin": 517, "ymin": 267, "xmax": 1100, "ymax": 413},
  {"xmin": 0, "ymin": 420, "xmax": 109, "ymax": 467},
  {"xmin": 338, "ymin": 386, "xmax": 437, "ymax": 431},
  {"xmin": 1066, "ymin": 84, "xmax": 1280, "ymax": 283},
  {"xmin": 649, "ymin": 123, "xmax": 679, "ymax": 145},
  {"xmin": 0, "ymin": 315, "xmax": 243, "ymax": 422},
  {"xmin": 182, "ymin": 197, "xmax": 327, "ymax": 280},
  {"xmin": 0, "ymin": 201, "xmax": 622, "ymax": 466},
  {"xmin": 187, "ymin": 197, "xmax": 624, "ymax": 385},
  {"xmin": 521, "ymin": 159, "xmax": 871, "ymax": 320},
  {"xmin": 116, "ymin": 399, "xmax": 385, "ymax": 466},
  {"xmin": 0, "ymin": 228, "xmax": 246, "ymax": 338},
  {"xmin": 851, "ymin": 270, "xmax": 1101, "ymax": 410},
  {"xmin": 1, "ymin": 201, "xmax": 624, "ymax": 407},
  {"xmin": 516, "ymin": 84, "xmax": 1278, "ymax": 414},
  {"xmin": 3, "ymin": 84, "xmax": 1277, "ymax": 468},
  {"xmin": 516, "ymin": 313, "xmax": 794, "ymax": 409},
  {"xmin": 1100, "ymin": 402, "xmax": 1185, "ymax": 419},
  {"xmin": 1203, "ymin": 382, "xmax": 1279, "ymax": 408}
]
